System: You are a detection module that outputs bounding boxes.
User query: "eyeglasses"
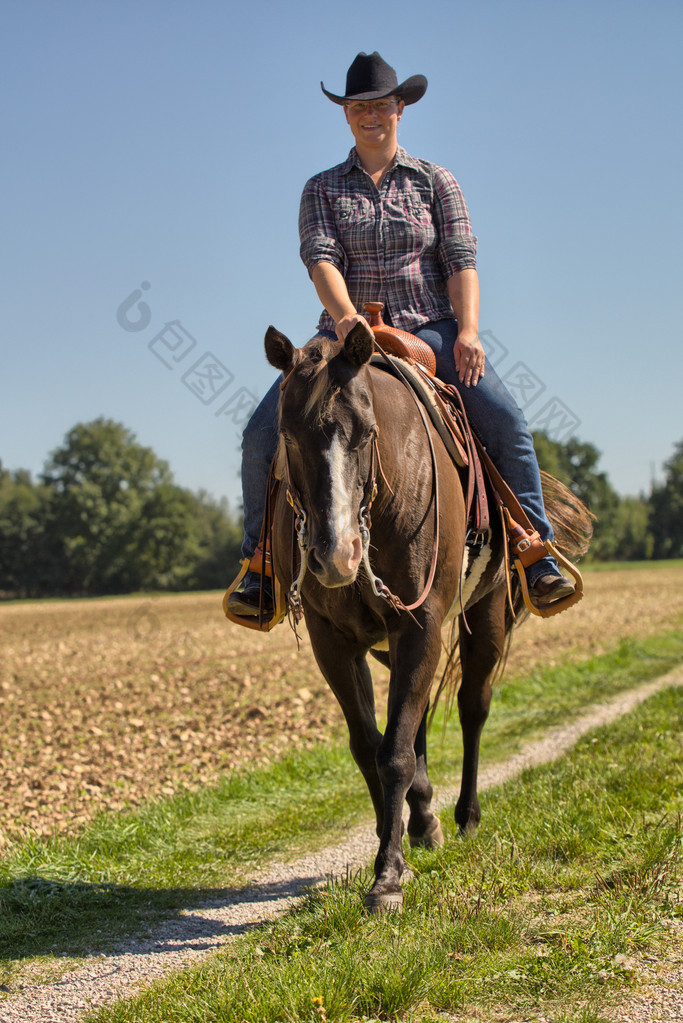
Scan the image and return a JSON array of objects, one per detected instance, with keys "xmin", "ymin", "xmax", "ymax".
[{"xmin": 344, "ymin": 99, "xmax": 398, "ymax": 114}]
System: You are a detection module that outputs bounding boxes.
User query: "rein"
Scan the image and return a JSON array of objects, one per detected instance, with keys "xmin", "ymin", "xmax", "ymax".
[{"xmin": 364, "ymin": 345, "xmax": 440, "ymax": 619}]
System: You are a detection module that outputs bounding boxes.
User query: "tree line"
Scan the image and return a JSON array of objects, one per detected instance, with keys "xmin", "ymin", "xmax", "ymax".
[
  {"xmin": 532, "ymin": 433, "xmax": 682, "ymax": 562},
  {"xmin": 1, "ymin": 418, "xmax": 681, "ymax": 598},
  {"xmin": 0, "ymin": 419, "xmax": 242, "ymax": 598}
]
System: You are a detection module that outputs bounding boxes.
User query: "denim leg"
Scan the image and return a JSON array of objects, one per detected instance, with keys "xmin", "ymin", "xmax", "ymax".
[
  {"xmin": 414, "ymin": 319, "xmax": 556, "ymax": 574},
  {"xmin": 240, "ymin": 376, "xmax": 281, "ymax": 560}
]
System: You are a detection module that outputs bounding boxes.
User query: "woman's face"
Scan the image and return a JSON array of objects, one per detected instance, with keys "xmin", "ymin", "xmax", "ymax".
[{"xmin": 343, "ymin": 96, "xmax": 405, "ymax": 149}]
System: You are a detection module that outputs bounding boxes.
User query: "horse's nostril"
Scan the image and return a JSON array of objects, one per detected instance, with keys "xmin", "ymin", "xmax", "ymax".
[
  {"xmin": 307, "ymin": 547, "xmax": 323, "ymax": 576},
  {"xmin": 306, "ymin": 539, "xmax": 358, "ymax": 586}
]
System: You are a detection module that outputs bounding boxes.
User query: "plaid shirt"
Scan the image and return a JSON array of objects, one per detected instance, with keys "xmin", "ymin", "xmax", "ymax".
[{"xmin": 299, "ymin": 146, "xmax": 477, "ymax": 334}]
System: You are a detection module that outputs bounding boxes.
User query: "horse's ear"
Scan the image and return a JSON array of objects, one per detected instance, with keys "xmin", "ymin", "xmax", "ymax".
[
  {"xmin": 343, "ymin": 322, "xmax": 375, "ymax": 367},
  {"xmin": 265, "ymin": 326, "xmax": 297, "ymax": 372}
]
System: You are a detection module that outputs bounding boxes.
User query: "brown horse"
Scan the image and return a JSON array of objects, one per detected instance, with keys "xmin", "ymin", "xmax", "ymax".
[{"xmin": 265, "ymin": 321, "xmax": 589, "ymax": 912}]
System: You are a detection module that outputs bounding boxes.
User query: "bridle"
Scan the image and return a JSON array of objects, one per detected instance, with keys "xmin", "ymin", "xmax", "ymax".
[
  {"xmin": 282, "ymin": 425, "xmax": 381, "ymax": 623},
  {"xmin": 279, "ymin": 348, "xmax": 441, "ymax": 626}
]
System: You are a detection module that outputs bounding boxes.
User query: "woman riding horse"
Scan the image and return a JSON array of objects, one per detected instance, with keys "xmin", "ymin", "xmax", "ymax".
[
  {"xmin": 257, "ymin": 317, "xmax": 590, "ymax": 911},
  {"xmin": 227, "ymin": 51, "xmax": 576, "ymax": 617}
]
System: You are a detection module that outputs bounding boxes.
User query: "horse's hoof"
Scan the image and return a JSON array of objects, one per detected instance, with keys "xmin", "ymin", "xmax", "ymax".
[
  {"xmin": 454, "ymin": 803, "xmax": 480, "ymax": 836},
  {"xmin": 456, "ymin": 815, "xmax": 480, "ymax": 838},
  {"xmin": 364, "ymin": 890, "xmax": 403, "ymax": 915},
  {"xmin": 409, "ymin": 817, "xmax": 444, "ymax": 849}
]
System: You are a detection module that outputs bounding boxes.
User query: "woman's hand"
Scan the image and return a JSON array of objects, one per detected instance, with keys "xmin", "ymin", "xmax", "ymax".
[
  {"xmin": 453, "ymin": 330, "xmax": 486, "ymax": 387},
  {"xmin": 335, "ymin": 312, "xmax": 372, "ymax": 343}
]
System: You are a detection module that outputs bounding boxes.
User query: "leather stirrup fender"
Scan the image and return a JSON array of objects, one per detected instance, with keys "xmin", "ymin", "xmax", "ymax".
[
  {"xmin": 248, "ymin": 542, "xmax": 273, "ymax": 579},
  {"xmin": 222, "ymin": 476, "xmax": 288, "ymax": 632},
  {"xmin": 476, "ymin": 443, "xmax": 585, "ymax": 618}
]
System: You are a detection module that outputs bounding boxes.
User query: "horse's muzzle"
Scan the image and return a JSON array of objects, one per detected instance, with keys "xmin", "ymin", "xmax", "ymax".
[{"xmin": 307, "ymin": 533, "xmax": 363, "ymax": 588}]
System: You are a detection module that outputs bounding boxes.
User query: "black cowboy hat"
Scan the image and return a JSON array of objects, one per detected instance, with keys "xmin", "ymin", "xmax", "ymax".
[{"xmin": 321, "ymin": 51, "xmax": 427, "ymax": 106}]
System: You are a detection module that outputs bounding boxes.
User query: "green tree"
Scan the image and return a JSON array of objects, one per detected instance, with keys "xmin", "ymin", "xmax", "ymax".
[
  {"xmin": 189, "ymin": 490, "xmax": 243, "ymax": 590},
  {"xmin": 0, "ymin": 464, "xmax": 55, "ymax": 596},
  {"xmin": 42, "ymin": 419, "xmax": 200, "ymax": 593},
  {"xmin": 532, "ymin": 433, "xmax": 617, "ymax": 510},
  {"xmin": 649, "ymin": 439, "xmax": 683, "ymax": 559},
  {"xmin": 610, "ymin": 496, "xmax": 653, "ymax": 561},
  {"xmin": 4, "ymin": 420, "xmax": 246, "ymax": 596},
  {"xmin": 532, "ymin": 432, "xmax": 650, "ymax": 561}
]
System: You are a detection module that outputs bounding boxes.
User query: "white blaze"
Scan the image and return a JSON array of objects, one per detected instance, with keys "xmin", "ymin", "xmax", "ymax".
[{"xmin": 325, "ymin": 433, "xmax": 362, "ymax": 577}]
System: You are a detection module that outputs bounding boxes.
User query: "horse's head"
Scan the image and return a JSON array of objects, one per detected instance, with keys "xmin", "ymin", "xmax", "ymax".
[{"xmin": 265, "ymin": 322, "xmax": 376, "ymax": 588}]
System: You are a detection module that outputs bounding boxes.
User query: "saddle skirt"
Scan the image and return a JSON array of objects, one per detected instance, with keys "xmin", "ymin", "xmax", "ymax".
[{"xmin": 371, "ymin": 353, "xmax": 469, "ymax": 469}]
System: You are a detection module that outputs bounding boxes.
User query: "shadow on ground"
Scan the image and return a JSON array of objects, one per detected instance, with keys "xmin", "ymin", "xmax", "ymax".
[{"xmin": 0, "ymin": 871, "xmax": 320, "ymax": 962}]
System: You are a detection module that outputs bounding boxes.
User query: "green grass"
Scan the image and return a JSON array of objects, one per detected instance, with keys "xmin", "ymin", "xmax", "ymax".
[
  {"xmin": 430, "ymin": 630, "xmax": 683, "ymax": 774},
  {"xmin": 1, "ymin": 630, "xmax": 681, "ymax": 982},
  {"xmin": 0, "ymin": 747, "xmax": 364, "ymax": 968},
  {"xmin": 86, "ymin": 682, "xmax": 683, "ymax": 1023}
]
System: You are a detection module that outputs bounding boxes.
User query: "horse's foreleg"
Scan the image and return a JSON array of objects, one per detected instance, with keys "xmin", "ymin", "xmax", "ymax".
[
  {"xmin": 303, "ymin": 607, "xmax": 385, "ymax": 835},
  {"xmin": 455, "ymin": 584, "xmax": 508, "ymax": 833},
  {"xmin": 406, "ymin": 707, "xmax": 444, "ymax": 848},
  {"xmin": 346, "ymin": 654, "xmax": 385, "ymax": 836},
  {"xmin": 367, "ymin": 620, "xmax": 443, "ymax": 912}
]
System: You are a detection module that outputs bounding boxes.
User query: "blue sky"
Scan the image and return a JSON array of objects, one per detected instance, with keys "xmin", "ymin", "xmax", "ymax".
[{"xmin": 2, "ymin": 0, "xmax": 681, "ymax": 510}]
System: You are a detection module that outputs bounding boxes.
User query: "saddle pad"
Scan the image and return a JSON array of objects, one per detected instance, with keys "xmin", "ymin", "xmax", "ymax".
[{"xmin": 370, "ymin": 355, "xmax": 468, "ymax": 468}]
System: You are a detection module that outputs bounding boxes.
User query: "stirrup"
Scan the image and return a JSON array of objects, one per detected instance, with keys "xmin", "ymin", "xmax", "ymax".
[
  {"xmin": 222, "ymin": 553, "xmax": 287, "ymax": 632},
  {"xmin": 514, "ymin": 540, "xmax": 584, "ymax": 618}
]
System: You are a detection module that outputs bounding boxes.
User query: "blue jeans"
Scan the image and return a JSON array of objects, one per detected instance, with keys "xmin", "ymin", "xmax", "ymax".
[
  {"xmin": 240, "ymin": 319, "xmax": 556, "ymax": 582},
  {"xmin": 240, "ymin": 374, "xmax": 283, "ymax": 561}
]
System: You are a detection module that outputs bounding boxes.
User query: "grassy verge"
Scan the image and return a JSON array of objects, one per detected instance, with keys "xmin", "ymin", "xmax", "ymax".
[
  {"xmin": 88, "ymin": 683, "xmax": 683, "ymax": 1023},
  {"xmin": 1, "ymin": 631, "xmax": 681, "ymax": 988},
  {"xmin": 425, "ymin": 629, "xmax": 683, "ymax": 789}
]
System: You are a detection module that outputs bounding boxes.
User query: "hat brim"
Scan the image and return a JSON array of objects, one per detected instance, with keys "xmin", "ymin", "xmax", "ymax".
[{"xmin": 320, "ymin": 74, "xmax": 427, "ymax": 106}]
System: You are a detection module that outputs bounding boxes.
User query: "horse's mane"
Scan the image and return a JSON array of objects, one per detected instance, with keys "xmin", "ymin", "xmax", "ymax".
[
  {"xmin": 304, "ymin": 360, "xmax": 339, "ymax": 420},
  {"xmin": 295, "ymin": 337, "xmax": 344, "ymax": 421}
]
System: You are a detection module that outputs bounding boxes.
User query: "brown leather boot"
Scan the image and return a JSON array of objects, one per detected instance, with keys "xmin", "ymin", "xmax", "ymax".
[
  {"xmin": 529, "ymin": 573, "xmax": 576, "ymax": 609},
  {"xmin": 224, "ymin": 572, "xmax": 274, "ymax": 617}
]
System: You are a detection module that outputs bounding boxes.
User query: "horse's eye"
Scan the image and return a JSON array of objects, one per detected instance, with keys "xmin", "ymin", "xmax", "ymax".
[{"xmin": 351, "ymin": 428, "xmax": 375, "ymax": 452}]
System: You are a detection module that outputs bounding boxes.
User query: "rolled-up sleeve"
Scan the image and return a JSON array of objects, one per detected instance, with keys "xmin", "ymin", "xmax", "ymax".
[
  {"xmin": 299, "ymin": 175, "xmax": 348, "ymax": 278},
  {"xmin": 432, "ymin": 166, "xmax": 478, "ymax": 279}
]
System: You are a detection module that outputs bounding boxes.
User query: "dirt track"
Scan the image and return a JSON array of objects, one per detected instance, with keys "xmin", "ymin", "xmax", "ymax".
[{"xmin": 1, "ymin": 564, "xmax": 682, "ymax": 841}]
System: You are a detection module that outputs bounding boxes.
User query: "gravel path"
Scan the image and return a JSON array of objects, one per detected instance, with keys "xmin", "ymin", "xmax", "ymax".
[{"xmin": 1, "ymin": 668, "xmax": 681, "ymax": 1023}]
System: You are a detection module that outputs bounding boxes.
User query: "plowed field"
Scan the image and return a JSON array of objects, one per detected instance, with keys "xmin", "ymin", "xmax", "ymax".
[{"xmin": 1, "ymin": 564, "xmax": 681, "ymax": 842}]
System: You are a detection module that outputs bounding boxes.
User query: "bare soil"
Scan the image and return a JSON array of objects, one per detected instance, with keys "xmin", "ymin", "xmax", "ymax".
[{"xmin": 1, "ymin": 564, "xmax": 681, "ymax": 842}]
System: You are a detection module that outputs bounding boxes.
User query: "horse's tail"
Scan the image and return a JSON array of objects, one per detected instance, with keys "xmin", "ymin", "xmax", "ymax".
[
  {"xmin": 430, "ymin": 473, "xmax": 593, "ymax": 724},
  {"xmin": 540, "ymin": 470, "xmax": 594, "ymax": 560}
]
